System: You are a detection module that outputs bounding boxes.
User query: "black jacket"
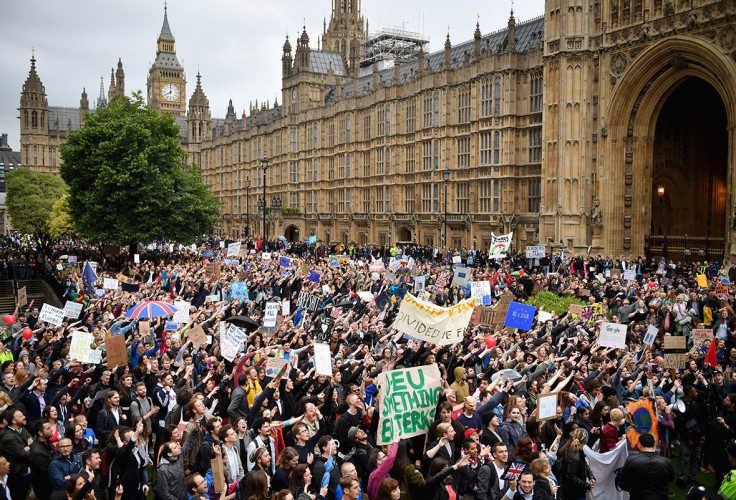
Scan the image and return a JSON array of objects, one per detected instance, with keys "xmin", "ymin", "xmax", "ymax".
[
  {"xmin": 29, "ymin": 439, "xmax": 55, "ymax": 499},
  {"xmin": 619, "ymin": 451, "xmax": 674, "ymax": 500},
  {"xmin": 561, "ymin": 449, "xmax": 594, "ymax": 500},
  {"xmin": 0, "ymin": 426, "xmax": 32, "ymax": 476}
]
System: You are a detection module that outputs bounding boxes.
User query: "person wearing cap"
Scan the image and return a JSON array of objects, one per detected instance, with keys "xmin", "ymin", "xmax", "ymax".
[
  {"xmin": 618, "ymin": 432, "xmax": 674, "ymax": 500},
  {"xmin": 345, "ymin": 426, "xmax": 372, "ymax": 487},
  {"xmin": 598, "ymin": 408, "xmax": 624, "ymax": 453}
]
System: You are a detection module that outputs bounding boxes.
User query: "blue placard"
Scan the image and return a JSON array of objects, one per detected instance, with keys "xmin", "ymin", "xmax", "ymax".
[
  {"xmin": 308, "ymin": 235, "xmax": 317, "ymax": 244},
  {"xmin": 504, "ymin": 302, "xmax": 536, "ymax": 331},
  {"xmin": 482, "ymin": 295, "xmax": 492, "ymax": 306},
  {"xmin": 94, "ymin": 288, "xmax": 105, "ymax": 297},
  {"xmin": 722, "ymin": 278, "xmax": 730, "ymax": 285},
  {"xmin": 166, "ymin": 321, "xmax": 178, "ymax": 331}
]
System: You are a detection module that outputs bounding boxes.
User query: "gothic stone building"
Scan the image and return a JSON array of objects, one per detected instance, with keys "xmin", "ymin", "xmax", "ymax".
[{"xmin": 19, "ymin": 0, "xmax": 736, "ymax": 259}]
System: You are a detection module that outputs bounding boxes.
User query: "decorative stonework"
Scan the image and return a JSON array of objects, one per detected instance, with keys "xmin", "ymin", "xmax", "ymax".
[
  {"xmin": 611, "ymin": 52, "xmax": 629, "ymax": 76},
  {"xmin": 719, "ymin": 25, "xmax": 736, "ymax": 51}
]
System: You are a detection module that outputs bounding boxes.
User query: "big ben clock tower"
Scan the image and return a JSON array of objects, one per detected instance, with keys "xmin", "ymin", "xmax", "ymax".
[{"xmin": 147, "ymin": 5, "xmax": 186, "ymax": 116}]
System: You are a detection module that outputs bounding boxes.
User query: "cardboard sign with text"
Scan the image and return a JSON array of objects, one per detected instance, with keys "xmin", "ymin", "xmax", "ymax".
[
  {"xmin": 106, "ymin": 334, "xmax": 128, "ymax": 369},
  {"xmin": 691, "ymin": 329, "xmax": 713, "ymax": 351},
  {"xmin": 18, "ymin": 286, "xmax": 27, "ymax": 307},
  {"xmin": 188, "ymin": 324, "xmax": 208, "ymax": 347},
  {"xmin": 664, "ymin": 335, "xmax": 688, "ymax": 369},
  {"xmin": 205, "ymin": 261, "xmax": 221, "ymax": 280},
  {"xmin": 470, "ymin": 307, "xmax": 496, "ymax": 327}
]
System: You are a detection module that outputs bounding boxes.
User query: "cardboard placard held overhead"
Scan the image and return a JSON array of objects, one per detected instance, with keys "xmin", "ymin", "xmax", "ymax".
[
  {"xmin": 691, "ymin": 329, "xmax": 713, "ymax": 351},
  {"xmin": 469, "ymin": 307, "xmax": 496, "ymax": 327},
  {"xmin": 568, "ymin": 304, "xmax": 585, "ymax": 316},
  {"xmin": 537, "ymin": 392, "xmax": 559, "ymax": 421},
  {"xmin": 664, "ymin": 335, "xmax": 688, "ymax": 369},
  {"xmin": 188, "ymin": 324, "xmax": 208, "ymax": 347},
  {"xmin": 106, "ymin": 334, "xmax": 127, "ymax": 369},
  {"xmin": 18, "ymin": 286, "xmax": 27, "ymax": 307},
  {"xmin": 138, "ymin": 320, "xmax": 150, "ymax": 337},
  {"xmin": 205, "ymin": 261, "xmax": 221, "ymax": 280}
]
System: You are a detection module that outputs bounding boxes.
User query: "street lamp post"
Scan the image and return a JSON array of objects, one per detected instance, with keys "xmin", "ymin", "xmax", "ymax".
[
  {"xmin": 442, "ymin": 167, "xmax": 450, "ymax": 248},
  {"xmin": 261, "ymin": 156, "xmax": 269, "ymax": 242},
  {"xmin": 245, "ymin": 177, "xmax": 251, "ymax": 238}
]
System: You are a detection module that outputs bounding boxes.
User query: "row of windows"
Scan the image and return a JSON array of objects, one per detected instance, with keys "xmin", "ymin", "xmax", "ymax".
[
  {"xmin": 24, "ymin": 145, "xmax": 56, "ymax": 167},
  {"xmin": 219, "ymin": 179, "xmax": 540, "ymax": 215}
]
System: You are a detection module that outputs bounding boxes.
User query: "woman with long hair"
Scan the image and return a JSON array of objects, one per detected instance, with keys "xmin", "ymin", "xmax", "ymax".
[
  {"xmin": 273, "ymin": 447, "xmax": 299, "ymax": 492},
  {"xmin": 42, "ymin": 405, "xmax": 62, "ymax": 447},
  {"xmin": 64, "ymin": 422, "xmax": 90, "ymax": 454},
  {"xmin": 590, "ymin": 401, "xmax": 609, "ymax": 429},
  {"xmin": 374, "ymin": 478, "xmax": 401, "ymax": 500},
  {"xmin": 509, "ymin": 436, "xmax": 534, "ymax": 465},
  {"xmin": 388, "ymin": 440, "xmax": 424, "ymax": 500},
  {"xmin": 289, "ymin": 463, "xmax": 328, "ymax": 500},
  {"xmin": 423, "ymin": 456, "xmax": 469, "ymax": 500},
  {"xmin": 561, "ymin": 429, "xmax": 595, "ymax": 500},
  {"xmin": 529, "ymin": 457, "xmax": 558, "ymax": 498},
  {"xmin": 272, "ymin": 490, "xmax": 293, "ymax": 500},
  {"xmin": 497, "ymin": 406, "xmax": 525, "ymax": 455},
  {"xmin": 245, "ymin": 469, "xmax": 270, "ymax": 500},
  {"xmin": 234, "ymin": 416, "xmax": 250, "ymax": 472},
  {"xmin": 117, "ymin": 374, "xmax": 134, "ymax": 415}
]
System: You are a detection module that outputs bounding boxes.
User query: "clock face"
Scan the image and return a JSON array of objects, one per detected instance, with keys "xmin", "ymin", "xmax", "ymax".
[
  {"xmin": 162, "ymin": 83, "xmax": 180, "ymax": 102},
  {"xmin": 292, "ymin": 89, "xmax": 297, "ymax": 100}
]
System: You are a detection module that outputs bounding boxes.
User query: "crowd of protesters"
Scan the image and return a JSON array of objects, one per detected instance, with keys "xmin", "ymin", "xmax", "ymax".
[{"xmin": 0, "ymin": 234, "xmax": 735, "ymax": 500}]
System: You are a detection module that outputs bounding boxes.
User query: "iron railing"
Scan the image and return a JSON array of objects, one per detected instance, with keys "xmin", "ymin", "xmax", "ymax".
[{"xmin": 644, "ymin": 235, "xmax": 725, "ymax": 262}]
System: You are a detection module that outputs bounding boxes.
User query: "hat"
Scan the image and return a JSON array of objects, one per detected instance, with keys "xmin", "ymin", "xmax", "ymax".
[
  {"xmin": 464, "ymin": 429, "xmax": 479, "ymax": 439},
  {"xmin": 348, "ymin": 426, "xmax": 360, "ymax": 442}
]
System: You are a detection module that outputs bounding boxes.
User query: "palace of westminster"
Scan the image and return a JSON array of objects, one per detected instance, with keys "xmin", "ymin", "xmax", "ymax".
[{"xmin": 16, "ymin": 0, "xmax": 736, "ymax": 259}]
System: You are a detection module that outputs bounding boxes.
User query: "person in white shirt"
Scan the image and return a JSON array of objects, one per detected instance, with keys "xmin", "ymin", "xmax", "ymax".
[{"xmin": 219, "ymin": 424, "xmax": 244, "ymax": 485}]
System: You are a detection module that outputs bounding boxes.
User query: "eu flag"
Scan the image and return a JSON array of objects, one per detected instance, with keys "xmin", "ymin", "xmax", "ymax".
[
  {"xmin": 82, "ymin": 261, "xmax": 98, "ymax": 293},
  {"xmin": 307, "ymin": 270, "xmax": 321, "ymax": 283},
  {"xmin": 279, "ymin": 256, "xmax": 291, "ymax": 267}
]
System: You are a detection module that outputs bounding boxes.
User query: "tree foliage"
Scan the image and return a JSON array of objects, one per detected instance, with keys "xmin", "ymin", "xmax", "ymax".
[
  {"xmin": 524, "ymin": 291, "xmax": 587, "ymax": 314},
  {"xmin": 48, "ymin": 194, "xmax": 76, "ymax": 239},
  {"xmin": 6, "ymin": 168, "xmax": 68, "ymax": 235},
  {"xmin": 59, "ymin": 93, "xmax": 220, "ymax": 246}
]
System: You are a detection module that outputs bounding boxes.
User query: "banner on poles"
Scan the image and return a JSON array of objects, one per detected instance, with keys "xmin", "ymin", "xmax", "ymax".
[
  {"xmin": 392, "ymin": 294, "xmax": 475, "ymax": 346},
  {"xmin": 376, "ymin": 364, "xmax": 442, "ymax": 445},
  {"xmin": 489, "ymin": 232, "xmax": 513, "ymax": 259}
]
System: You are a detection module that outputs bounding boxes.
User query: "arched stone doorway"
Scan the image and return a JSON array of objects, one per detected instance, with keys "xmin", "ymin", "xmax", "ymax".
[
  {"xmin": 651, "ymin": 78, "xmax": 728, "ymax": 238},
  {"xmin": 284, "ymin": 225, "xmax": 300, "ymax": 243},
  {"xmin": 397, "ymin": 227, "xmax": 412, "ymax": 242},
  {"xmin": 603, "ymin": 36, "xmax": 736, "ymax": 258}
]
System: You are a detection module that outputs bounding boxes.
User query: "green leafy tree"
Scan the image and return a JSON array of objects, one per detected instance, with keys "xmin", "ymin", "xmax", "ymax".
[
  {"xmin": 6, "ymin": 168, "xmax": 68, "ymax": 249},
  {"xmin": 48, "ymin": 194, "xmax": 76, "ymax": 239},
  {"xmin": 60, "ymin": 93, "xmax": 220, "ymax": 251}
]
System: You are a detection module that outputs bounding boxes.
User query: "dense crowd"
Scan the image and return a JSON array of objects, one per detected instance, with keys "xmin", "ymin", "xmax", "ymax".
[{"xmin": 0, "ymin": 235, "xmax": 735, "ymax": 500}]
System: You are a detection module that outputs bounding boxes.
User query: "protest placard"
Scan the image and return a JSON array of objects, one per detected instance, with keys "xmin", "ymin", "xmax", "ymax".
[
  {"xmin": 297, "ymin": 290, "xmax": 320, "ymax": 312},
  {"xmin": 103, "ymin": 278, "xmax": 119, "ymax": 290},
  {"xmin": 166, "ymin": 321, "xmax": 178, "ymax": 331},
  {"xmin": 187, "ymin": 324, "xmax": 207, "ymax": 347},
  {"xmin": 86, "ymin": 349, "xmax": 102, "ymax": 364},
  {"xmin": 537, "ymin": 392, "xmax": 559, "ymax": 421},
  {"xmin": 716, "ymin": 284, "xmax": 728, "ymax": 295},
  {"xmin": 664, "ymin": 336, "xmax": 688, "ymax": 369},
  {"xmin": 227, "ymin": 242, "xmax": 241, "ymax": 257},
  {"xmin": 68, "ymin": 256, "xmax": 77, "ymax": 264},
  {"xmin": 691, "ymin": 329, "xmax": 713, "ymax": 351},
  {"xmin": 106, "ymin": 335, "xmax": 127, "ymax": 369},
  {"xmin": 282, "ymin": 300, "xmax": 290, "ymax": 316},
  {"xmin": 414, "ymin": 276, "xmax": 426, "ymax": 293},
  {"xmin": 231, "ymin": 282, "xmax": 249, "ymax": 303},
  {"xmin": 469, "ymin": 307, "xmax": 496, "ymax": 327},
  {"xmin": 205, "ymin": 261, "xmax": 221, "ymax": 280},
  {"xmin": 138, "ymin": 320, "xmax": 150, "ymax": 338},
  {"xmin": 392, "ymin": 294, "xmax": 475, "ymax": 346},
  {"xmin": 264, "ymin": 302, "xmax": 280, "ymax": 328},
  {"xmin": 568, "ymin": 304, "xmax": 585, "ymax": 316},
  {"xmin": 470, "ymin": 281, "xmax": 492, "ymax": 300},
  {"xmin": 599, "ymin": 322, "xmax": 628, "ymax": 348},
  {"xmin": 452, "ymin": 267, "xmax": 472, "ymax": 287},
  {"xmin": 63, "ymin": 301, "xmax": 83, "ymax": 319},
  {"xmin": 313, "ymin": 343, "xmax": 332, "ymax": 375},
  {"xmin": 70, "ymin": 331, "xmax": 94, "ymax": 362},
  {"xmin": 262, "ymin": 252, "xmax": 272, "ymax": 261},
  {"xmin": 504, "ymin": 302, "xmax": 536, "ymax": 331},
  {"xmin": 173, "ymin": 301, "xmax": 191, "ymax": 324},
  {"xmin": 623, "ymin": 269, "xmax": 636, "ymax": 281},
  {"xmin": 494, "ymin": 295, "xmax": 513, "ymax": 321},
  {"xmin": 376, "ymin": 364, "xmax": 442, "ymax": 445},
  {"xmin": 211, "ymin": 455, "xmax": 225, "ymax": 494},
  {"xmin": 489, "ymin": 232, "xmax": 513, "ymax": 259},
  {"xmin": 452, "ymin": 255, "xmax": 462, "ymax": 264},
  {"xmin": 643, "ymin": 325, "xmax": 658, "ymax": 346},
  {"xmin": 525, "ymin": 246, "xmax": 546, "ymax": 259},
  {"xmin": 369, "ymin": 261, "xmax": 386, "ymax": 273},
  {"xmin": 537, "ymin": 310, "xmax": 553, "ymax": 324},
  {"xmin": 611, "ymin": 269, "xmax": 622, "ymax": 279},
  {"xmin": 133, "ymin": 254, "xmax": 140, "ymax": 264},
  {"xmin": 697, "ymin": 274, "xmax": 708, "ymax": 288},
  {"xmin": 265, "ymin": 358, "xmax": 289, "ymax": 378},
  {"xmin": 18, "ymin": 286, "xmax": 27, "ymax": 307},
  {"xmin": 39, "ymin": 304, "xmax": 65, "ymax": 326}
]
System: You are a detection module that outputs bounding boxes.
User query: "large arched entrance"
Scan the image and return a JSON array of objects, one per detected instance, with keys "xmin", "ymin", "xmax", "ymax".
[
  {"xmin": 651, "ymin": 78, "xmax": 728, "ymax": 238},
  {"xmin": 284, "ymin": 225, "xmax": 300, "ymax": 243},
  {"xmin": 397, "ymin": 227, "xmax": 412, "ymax": 242},
  {"xmin": 602, "ymin": 35, "xmax": 736, "ymax": 259}
]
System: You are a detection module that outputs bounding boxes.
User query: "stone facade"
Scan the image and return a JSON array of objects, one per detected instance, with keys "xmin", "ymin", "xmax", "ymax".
[{"xmin": 18, "ymin": 0, "xmax": 736, "ymax": 258}]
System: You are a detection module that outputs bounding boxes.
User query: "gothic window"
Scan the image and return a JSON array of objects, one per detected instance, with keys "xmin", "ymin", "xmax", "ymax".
[
  {"xmin": 348, "ymin": 0, "xmax": 353, "ymax": 13},
  {"xmin": 458, "ymin": 137, "xmax": 471, "ymax": 168},
  {"xmin": 32, "ymin": 111, "xmax": 38, "ymax": 128},
  {"xmin": 528, "ymin": 179, "xmax": 541, "ymax": 212},
  {"xmin": 42, "ymin": 147, "xmax": 45, "ymax": 165},
  {"xmin": 313, "ymin": 159, "xmax": 318, "ymax": 181},
  {"xmin": 362, "ymin": 188, "xmax": 370, "ymax": 213},
  {"xmin": 24, "ymin": 111, "xmax": 28, "ymax": 128},
  {"xmin": 362, "ymin": 151, "xmax": 370, "ymax": 177},
  {"xmin": 432, "ymin": 140, "xmax": 438, "ymax": 170},
  {"xmin": 290, "ymin": 128, "xmax": 297, "ymax": 152},
  {"xmin": 479, "ymin": 181, "xmax": 491, "ymax": 212},
  {"xmin": 376, "ymin": 147, "xmax": 385, "ymax": 175},
  {"xmin": 458, "ymin": 89, "xmax": 471, "ymax": 123},
  {"xmin": 493, "ymin": 132, "xmax": 501, "ymax": 164},
  {"xmin": 328, "ymin": 123, "xmax": 335, "ymax": 147},
  {"xmin": 422, "ymin": 141, "xmax": 432, "ymax": 170},
  {"xmin": 386, "ymin": 105, "xmax": 391, "ymax": 135},
  {"xmin": 406, "ymin": 103, "xmax": 416, "ymax": 133},
  {"xmin": 346, "ymin": 153, "xmax": 351, "ymax": 177},
  {"xmin": 480, "ymin": 132, "xmax": 493, "ymax": 165},
  {"xmin": 494, "ymin": 78, "xmax": 501, "ymax": 115},
  {"xmin": 313, "ymin": 124, "xmax": 319, "ymax": 149},
  {"xmin": 363, "ymin": 115, "xmax": 371, "ymax": 141},
  {"xmin": 457, "ymin": 182, "xmax": 470, "ymax": 213},
  {"xmin": 341, "ymin": 0, "xmax": 346, "ymax": 13},
  {"xmin": 530, "ymin": 73, "xmax": 543, "ymax": 112},
  {"xmin": 385, "ymin": 186, "xmax": 390, "ymax": 213},
  {"xmin": 433, "ymin": 183, "xmax": 439, "ymax": 212},
  {"xmin": 33, "ymin": 146, "xmax": 37, "ymax": 166},
  {"xmin": 328, "ymin": 157, "xmax": 335, "ymax": 180},
  {"xmin": 346, "ymin": 115, "xmax": 351, "ymax": 142},
  {"xmin": 481, "ymin": 80, "xmax": 492, "ymax": 117},
  {"xmin": 405, "ymin": 145, "xmax": 415, "ymax": 173},
  {"xmin": 289, "ymin": 192, "xmax": 298, "ymax": 210},
  {"xmin": 493, "ymin": 180, "xmax": 500, "ymax": 212},
  {"xmin": 423, "ymin": 94, "xmax": 433, "ymax": 128},
  {"xmin": 422, "ymin": 184, "xmax": 433, "ymax": 213},
  {"xmin": 339, "ymin": 155, "xmax": 345, "ymax": 178},
  {"xmin": 375, "ymin": 187, "xmax": 385, "ymax": 213},
  {"xmin": 433, "ymin": 92, "xmax": 440, "ymax": 126},
  {"xmin": 289, "ymin": 161, "xmax": 298, "ymax": 183},
  {"xmin": 220, "ymin": 148, "xmax": 224, "ymax": 166},
  {"xmin": 238, "ymin": 143, "xmax": 242, "ymax": 162},
  {"xmin": 404, "ymin": 186, "xmax": 415, "ymax": 213},
  {"xmin": 328, "ymin": 191, "xmax": 335, "ymax": 214},
  {"xmin": 51, "ymin": 148, "xmax": 56, "ymax": 167},
  {"xmin": 529, "ymin": 127, "xmax": 542, "ymax": 163},
  {"xmin": 377, "ymin": 107, "xmax": 386, "ymax": 136}
]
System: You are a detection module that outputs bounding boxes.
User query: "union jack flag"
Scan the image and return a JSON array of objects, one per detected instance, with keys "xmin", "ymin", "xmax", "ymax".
[{"xmin": 502, "ymin": 461, "xmax": 526, "ymax": 482}]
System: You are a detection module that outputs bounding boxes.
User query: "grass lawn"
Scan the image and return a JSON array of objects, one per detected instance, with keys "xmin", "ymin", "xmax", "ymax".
[{"xmin": 666, "ymin": 447, "xmax": 722, "ymax": 500}]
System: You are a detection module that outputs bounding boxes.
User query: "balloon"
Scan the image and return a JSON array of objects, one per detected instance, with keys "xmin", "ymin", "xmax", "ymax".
[
  {"xmin": 22, "ymin": 328, "xmax": 33, "ymax": 340},
  {"xmin": 485, "ymin": 336, "xmax": 497, "ymax": 349},
  {"xmin": 3, "ymin": 315, "xmax": 16, "ymax": 325}
]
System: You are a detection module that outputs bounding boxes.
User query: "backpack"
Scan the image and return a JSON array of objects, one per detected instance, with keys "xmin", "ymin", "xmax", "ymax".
[
  {"xmin": 164, "ymin": 404, "xmax": 180, "ymax": 427},
  {"xmin": 614, "ymin": 467, "xmax": 631, "ymax": 492},
  {"xmin": 184, "ymin": 427, "xmax": 204, "ymax": 472}
]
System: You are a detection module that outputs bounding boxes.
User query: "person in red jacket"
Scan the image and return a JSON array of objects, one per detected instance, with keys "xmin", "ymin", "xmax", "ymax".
[{"xmin": 599, "ymin": 408, "xmax": 624, "ymax": 453}]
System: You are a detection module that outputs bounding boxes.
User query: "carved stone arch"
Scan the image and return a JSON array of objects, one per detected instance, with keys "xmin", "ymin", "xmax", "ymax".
[{"xmin": 603, "ymin": 35, "xmax": 736, "ymax": 257}]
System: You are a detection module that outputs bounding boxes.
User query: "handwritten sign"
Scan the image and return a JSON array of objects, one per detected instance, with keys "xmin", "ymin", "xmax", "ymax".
[
  {"xmin": 263, "ymin": 302, "xmax": 280, "ymax": 328},
  {"xmin": 643, "ymin": 325, "xmax": 658, "ymax": 346},
  {"xmin": 525, "ymin": 246, "xmax": 546, "ymax": 259},
  {"xmin": 63, "ymin": 301, "xmax": 83, "ymax": 319},
  {"xmin": 18, "ymin": 286, "xmax": 27, "ymax": 307},
  {"xmin": 173, "ymin": 301, "xmax": 191, "ymax": 324},
  {"xmin": 623, "ymin": 269, "xmax": 636, "ymax": 281},
  {"xmin": 105, "ymin": 334, "xmax": 127, "ymax": 369},
  {"xmin": 537, "ymin": 392, "xmax": 559, "ymax": 421},
  {"xmin": 103, "ymin": 278, "xmax": 119, "ymax": 290},
  {"xmin": 69, "ymin": 331, "xmax": 94, "ymax": 362},
  {"xmin": 376, "ymin": 364, "xmax": 442, "ymax": 445},
  {"xmin": 227, "ymin": 242, "xmax": 241, "ymax": 257},
  {"xmin": 265, "ymin": 357, "xmax": 289, "ymax": 378},
  {"xmin": 188, "ymin": 324, "xmax": 208, "ymax": 347},
  {"xmin": 716, "ymin": 284, "xmax": 728, "ymax": 295},
  {"xmin": 39, "ymin": 304, "xmax": 65, "ymax": 326},
  {"xmin": 697, "ymin": 274, "xmax": 708, "ymax": 288},
  {"xmin": 691, "ymin": 329, "xmax": 713, "ymax": 351},
  {"xmin": 469, "ymin": 306, "xmax": 496, "ymax": 327},
  {"xmin": 470, "ymin": 281, "xmax": 492, "ymax": 300},
  {"xmin": 664, "ymin": 335, "xmax": 688, "ymax": 369},
  {"xmin": 313, "ymin": 343, "xmax": 333, "ymax": 375}
]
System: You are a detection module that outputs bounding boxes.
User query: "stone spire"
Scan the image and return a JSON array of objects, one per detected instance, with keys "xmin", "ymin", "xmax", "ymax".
[
  {"xmin": 474, "ymin": 21, "xmax": 481, "ymax": 61},
  {"xmin": 444, "ymin": 32, "xmax": 452, "ymax": 70},
  {"xmin": 116, "ymin": 58, "xmax": 125, "ymax": 96},
  {"xmin": 108, "ymin": 68, "xmax": 116, "ymax": 100},
  {"xmin": 507, "ymin": 9, "xmax": 516, "ymax": 52},
  {"xmin": 187, "ymin": 72, "xmax": 211, "ymax": 143},
  {"xmin": 96, "ymin": 76, "xmax": 107, "ymax": 109}
]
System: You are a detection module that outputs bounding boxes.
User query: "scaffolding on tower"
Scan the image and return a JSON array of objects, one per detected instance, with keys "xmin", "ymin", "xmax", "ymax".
[{"xmin": 359, "ymin": 26, "xmax": 428, "ymax": 76}]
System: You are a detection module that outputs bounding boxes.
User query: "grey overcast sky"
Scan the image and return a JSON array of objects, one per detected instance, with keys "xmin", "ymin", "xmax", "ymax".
[{"xmin": 1, "ymin": 0, "xmax": 545, "ymax": 151}]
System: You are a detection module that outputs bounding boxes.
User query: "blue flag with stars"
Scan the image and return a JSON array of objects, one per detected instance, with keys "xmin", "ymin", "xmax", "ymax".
[
  {"xmin": 82, "ymin": 261, "xmax": 98, "ymax": 293},
  {"xmin": 307, "ymin": 270, "xmax": 321, "ymax": 283}
]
